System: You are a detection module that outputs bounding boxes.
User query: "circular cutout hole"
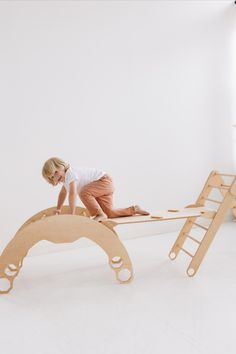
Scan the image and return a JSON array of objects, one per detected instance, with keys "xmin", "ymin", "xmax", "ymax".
[
  {"xmin": 187, "ymin": 268, "xmax": 195, "ymax": 276},
  {"xmin": 110, "ymin": 256, "xmax": 123, "ymax": 269},
  {"xmin": 5, "ymin": 267, "xmax": 17, "ymax": 277},
  {"xmin": 8, "ymin": 264, "xmax": 18, "ymax": 271},
  {"xmin": 117, "ymin": 268, "xmax": 132, "ymax": 282},
  {"xmin": 0, "ymin": 278, "xmax": 11, "ymax": 293},
  {"xmin": 169, "ymin": 252, "xmax": 176, "ymax": 260}
]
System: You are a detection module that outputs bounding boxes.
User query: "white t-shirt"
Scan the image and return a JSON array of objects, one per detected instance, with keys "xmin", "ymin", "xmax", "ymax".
[{"xmin": 63, "ymin": 166, "xmax": 106, "ymax": 192}]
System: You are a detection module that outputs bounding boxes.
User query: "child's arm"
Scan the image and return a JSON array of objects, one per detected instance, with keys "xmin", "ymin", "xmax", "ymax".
[
  {"xmin": 56, "ymin": 186, "xmax": 67, "ymax": 214},
  {"xmin": 68, "ymin": 181, "xmax": 77, "ymax": 215}
]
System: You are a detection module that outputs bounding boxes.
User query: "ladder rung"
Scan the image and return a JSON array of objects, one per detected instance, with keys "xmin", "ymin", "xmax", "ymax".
[
  {"xmin": 205, "ymin": 198, "xmax": 222, "ymax": 205},
  {"xmin": 192, "ymin": 222, "xmax": 208, "ymax": 231},
  {"xmin": 216, "ymin": 173, "xmax": 236, "ymax": 178},
  {"xmin": 180, "ymin": 248, "xmax": 194, "ymax": 258},
  {"xmin": 186, "ymin": 234, "xmax": 201, "ymax": 245},
  {"xmin": 209, "ymin": 184, "xmax": 230, "ymax": 190}
]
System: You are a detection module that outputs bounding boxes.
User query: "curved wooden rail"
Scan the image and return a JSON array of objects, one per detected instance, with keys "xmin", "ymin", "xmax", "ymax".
[{"xmin": 0, "ymin": 207, "xmax": 133, "ymax": 294}]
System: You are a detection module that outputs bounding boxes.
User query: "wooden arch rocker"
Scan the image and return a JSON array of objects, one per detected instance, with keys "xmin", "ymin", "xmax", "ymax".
[
  {"xmin": 0, "ymin": 171, "xmax": 235, "ymax": 294},
  {"xmin": 0, "ymin": 206, "xmax": 133, "ymax": 294}
]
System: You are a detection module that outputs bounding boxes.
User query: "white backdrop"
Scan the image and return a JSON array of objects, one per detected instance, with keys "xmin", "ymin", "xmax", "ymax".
[{"xmin": 0, "ymin": 0, "xmax": 235, "ymax": 255}]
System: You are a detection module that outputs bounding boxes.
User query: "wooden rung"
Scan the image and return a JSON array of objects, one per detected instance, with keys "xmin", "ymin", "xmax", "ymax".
[
  {"xmin": 186, "ymin": 235, "xmax": 201, "ymax": 245},
  {"xmin": 216, "ymin": 173, "xmax": 236, "ymax": 178},
  {"xmin": 192, "ymin": 222, "xmax": 208, "ymax": 231},
  {"xmin": 209, "ymin": 184, "xmax": 230, "ymax": 190},
  {"xmin": 205, "ymin": 198, "xmax": 222, "ymax": 204},
  {"xmin": 180, "ymin": 248, "xmax": 194, "ymax": 258}
]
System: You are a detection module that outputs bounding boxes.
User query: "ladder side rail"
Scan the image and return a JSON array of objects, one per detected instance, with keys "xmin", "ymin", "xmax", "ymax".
[{"xmin": 209, "ymin": 174, "xmax": 236, "ymax": 219}]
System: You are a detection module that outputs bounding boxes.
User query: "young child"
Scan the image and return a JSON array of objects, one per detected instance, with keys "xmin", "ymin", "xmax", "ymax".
[{"xmin": 42, "ymin": 157, "xmax": 149, "ymax": 221}]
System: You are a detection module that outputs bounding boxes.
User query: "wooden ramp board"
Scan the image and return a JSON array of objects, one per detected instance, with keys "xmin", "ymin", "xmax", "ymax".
[{"xmin": 103, "ymin": 207, "xmax": 216, "ymax": 226}]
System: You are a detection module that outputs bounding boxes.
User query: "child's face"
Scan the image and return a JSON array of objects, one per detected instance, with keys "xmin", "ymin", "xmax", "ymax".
[{"xmin": 50, "ymin": 167, "xmax": 65, "ymax": 185}]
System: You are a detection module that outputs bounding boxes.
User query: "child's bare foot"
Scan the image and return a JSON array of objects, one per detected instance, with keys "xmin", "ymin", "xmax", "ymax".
[
  {"xmin": 93, "ymin": 213, "xmax": 108, "ymax": 222},
  {"xmin": 134, "ymin": 205, "xmax": 150, "ymax": 216}
]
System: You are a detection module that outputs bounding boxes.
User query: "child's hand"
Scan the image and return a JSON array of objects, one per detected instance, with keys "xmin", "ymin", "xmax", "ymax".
[{"xmin": 54, "ymin": 209, "xmax": 61, "ymax": 215}]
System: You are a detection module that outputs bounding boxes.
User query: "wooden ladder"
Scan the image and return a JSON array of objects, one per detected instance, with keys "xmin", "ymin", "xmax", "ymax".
[{"xmin": 169, "ymin": 171, "xmax": 236, "ymax": 276}]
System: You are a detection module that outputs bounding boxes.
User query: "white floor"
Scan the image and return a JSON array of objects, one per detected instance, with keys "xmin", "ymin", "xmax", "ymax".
[{"xmin": 1, "ymin": 222, "xmax": 236, "ymax": 354}]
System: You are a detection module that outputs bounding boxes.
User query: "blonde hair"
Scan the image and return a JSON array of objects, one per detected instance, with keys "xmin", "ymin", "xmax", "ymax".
[{"xmin": 42, "ymin": 157, "xmax": 69, "ymax": 185}]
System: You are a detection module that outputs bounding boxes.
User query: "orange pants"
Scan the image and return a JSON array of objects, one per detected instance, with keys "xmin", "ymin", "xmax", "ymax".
[{"xmin": 78, "ymin": 175, "xmax": 136, "ymax": 218}]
